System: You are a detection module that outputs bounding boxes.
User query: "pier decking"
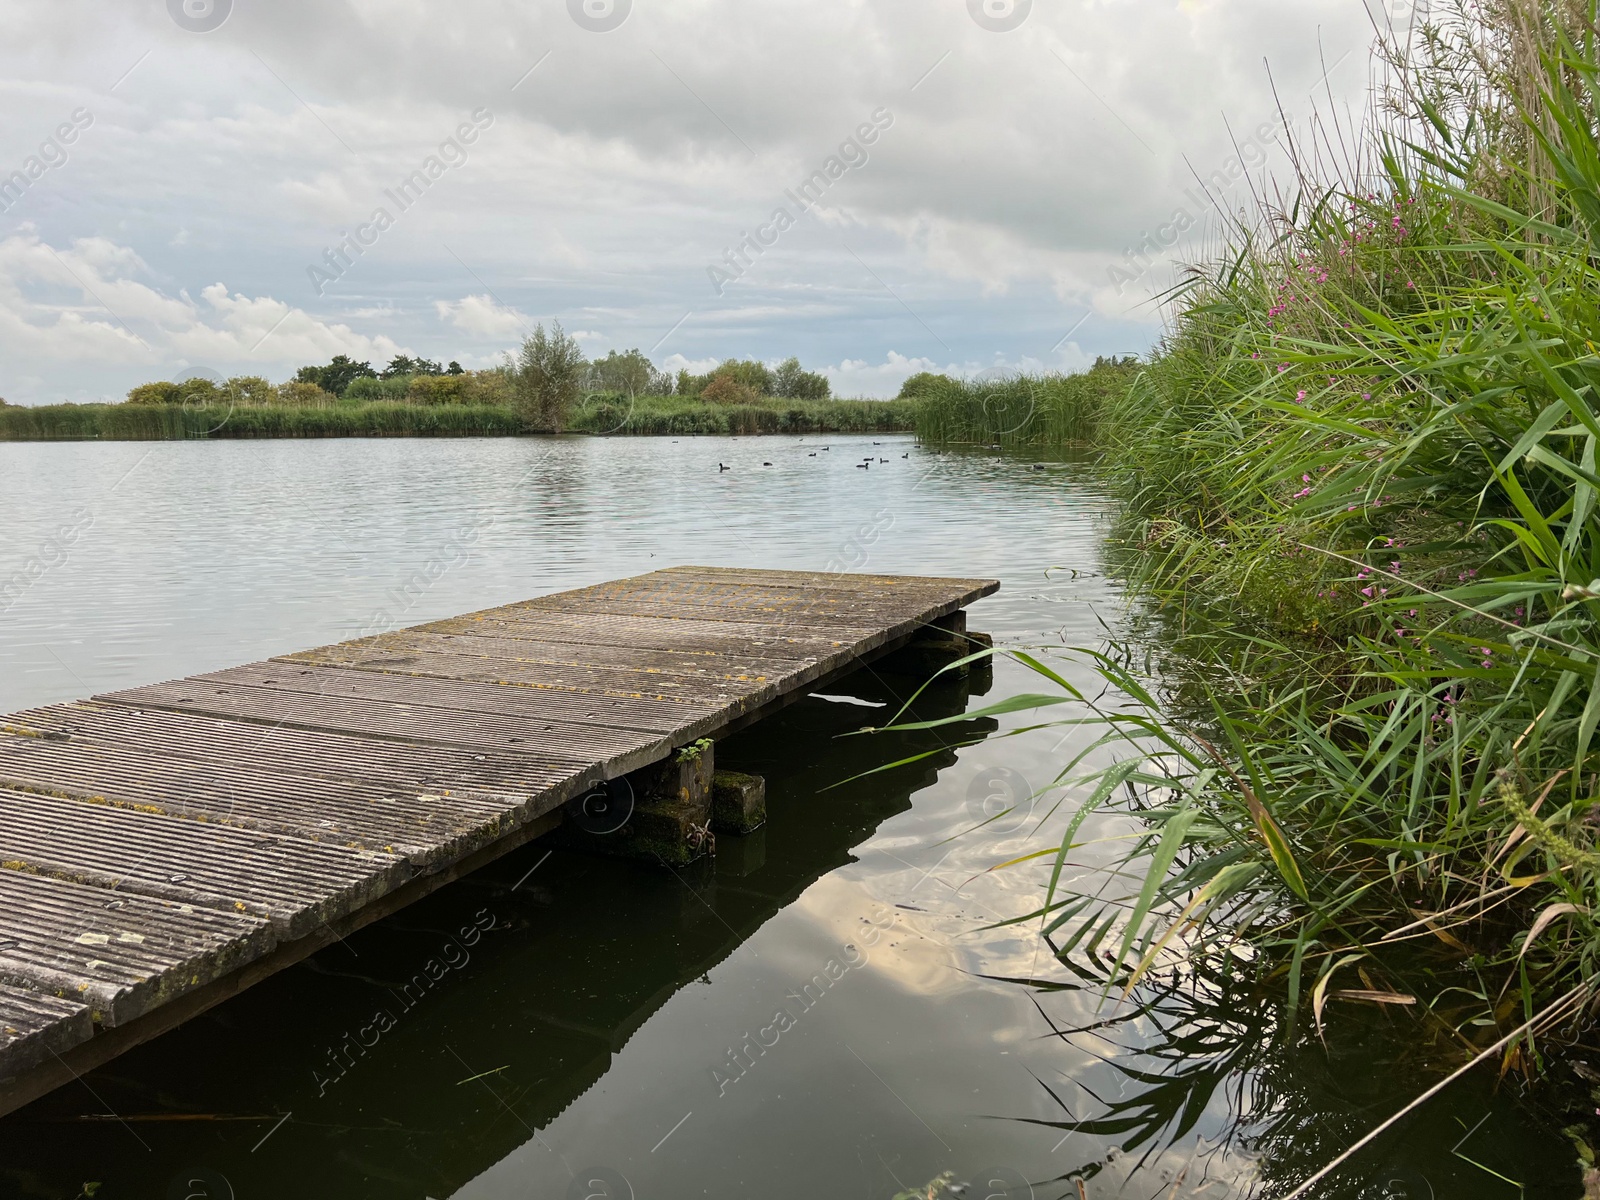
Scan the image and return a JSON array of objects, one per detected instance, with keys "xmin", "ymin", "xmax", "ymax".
[{"xmin": 0, "ymin": 566, "xmax": 996, "ymax": 1116}]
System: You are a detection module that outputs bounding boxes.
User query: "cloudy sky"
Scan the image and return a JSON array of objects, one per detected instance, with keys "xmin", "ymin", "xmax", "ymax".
[{"xmin": 0, "ymin": 0, "xmax": 1393, "ymax": 403}]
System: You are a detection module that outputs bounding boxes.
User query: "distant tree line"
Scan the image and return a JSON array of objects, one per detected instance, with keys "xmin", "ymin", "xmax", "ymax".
[{"xmin": 115, "ymin": 325, "xmax": 837, "ymax": 433}]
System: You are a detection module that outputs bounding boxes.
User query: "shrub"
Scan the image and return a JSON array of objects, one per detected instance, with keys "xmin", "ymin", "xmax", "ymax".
[
  {"xmin": 275, "ymin": 381, "xmax": 337, "ymax": 408},
  {"xmin": 464, "ymin": 367, "xmax": 514, "ymax": 406},
  {"xmin": 126, "ymin": 381, "xmax": 181, "ymax": 405},
  {"xmin": 513, "ymin": 321, "xmax": 586, "ymax": 432},
  {"xmin": 701, "ymin": 374, "xmax": 758, "ymax": 405},
  {"xmin": 406, "ymin": 375, "xmax": 469, "ymax": 405}
]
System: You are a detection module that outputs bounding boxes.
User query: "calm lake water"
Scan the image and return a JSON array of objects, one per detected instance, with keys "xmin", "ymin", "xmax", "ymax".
[{"xmin": 0, "ymin": 435, "xmax": 1581, "ymax": 1199}]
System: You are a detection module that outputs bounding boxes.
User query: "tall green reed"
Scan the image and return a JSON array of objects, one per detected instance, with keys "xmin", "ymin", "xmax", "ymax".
[
  {"xmin": 890, "ymin": 1, "xmax": 1600, "ymax": 1086},
  {"xmin": 912, "ymin": 360, "xmax": 1137, "ymax": 449}
]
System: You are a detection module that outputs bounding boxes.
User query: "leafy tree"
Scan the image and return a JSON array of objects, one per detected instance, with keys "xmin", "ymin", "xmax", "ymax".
[
  {"xmin": 126, "ymin": 381, "xmax": 181, "ymax": 405},
  {"xmin": 713, "ymin": 359, "xmax": 774, "ymax": 395},
  {"xmin": 676, "ymin": 358, "xmax": 774, "ymax": 398},
  {"xmin": 174, "ymin": 377, "xmax": 223, "ymax": 405},
  {"xmin": 773, "ymin": 356, "xmax": 830, "ymax": 400},
  {"xmin": 295, "ymin": 355, "xmax": 377, "ymax": 396},
  {"xmin": 514, "ymin": 321, "xmax": 587, "ymax": 431},
  {"xmin": 897, "ymin": 371, "xmax": 950, "ymax": 400},
  {"xmin": 446, "ymin": 360, "xmax": 465, "ymax": 375},
  {"xmin": 227, "ymin": 376, "xmax": 274, "ymax": 407},
  {"xmin": 381, "ymin": 355, "xmax": 444, "ymax": 379},
  {"xmin": 587, "ymin": 348, "xmax": 670, "ymax": 396}
]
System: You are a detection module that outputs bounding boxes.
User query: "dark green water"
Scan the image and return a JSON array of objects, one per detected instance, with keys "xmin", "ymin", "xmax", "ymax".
[{"xmin": 0, "ymin": 435, "xmax": 1582, "ymax": 1199}]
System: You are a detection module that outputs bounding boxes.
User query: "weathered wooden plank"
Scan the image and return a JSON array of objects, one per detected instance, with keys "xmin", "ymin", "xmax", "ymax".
[
  {"xmin": 277, "ymin": 644, "xmax": 782, "ymax": 703},
  {"xmin": 302, "ymin": 630, "xmax": 819, "ymax": 684},
  {"xmin": 0, "ymin": 869, "xmax": 274, "ymax": 1026},
  {"xmin": 0, "ymin": 985, "xmax": 93, "ymax": 1077},
  {"xmin": 3, "ymin": 702, "xmax": 592, "ymax": 793},
  {"xmin": 644, "ymin": 568, "xmax": 1002, "ymax": 607},
  {"xmin": 103, "ymin": 663, "xmax": 722, "ymax": 735},
  {"xmin": 509, "ymin": 592, "xmax": 954, "ymax": 630},
  {"xmin": 421, "ymin": 610, "xmax": 859, "ymax": 659},
  {"xmin": 524, "ymin": 570, "xmax": 995, "ymax": 613},
  {"xmin": 0, "ymin": 788, "xmax": 405, "ymax": 938},
  {"xmin": 96, "ymin": 678, "xmax": 668, "ymax": 762},
  {"xmin": 650, "ymin": 566, "xmax": 1001, "ymax": 596},
  {"xmin": 0, "ymin": 731, "xmax": 583, "ymax": 866},
  {"xmin": 518, "ymin": 593, "xmax": 859, "ymax": 624}
]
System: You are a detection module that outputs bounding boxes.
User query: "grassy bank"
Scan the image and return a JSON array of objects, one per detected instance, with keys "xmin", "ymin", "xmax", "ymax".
[
  {"xmin": 1097, "ymin": 1, "xmax": 1600, "ymax": 1070},
  {"xmin": 0, "ymin": 397, "xmax": 914, "ymax": 441},
  {"xmin": 893, "ymin": 2, "xmax": 1600, "ymax": 1110}
]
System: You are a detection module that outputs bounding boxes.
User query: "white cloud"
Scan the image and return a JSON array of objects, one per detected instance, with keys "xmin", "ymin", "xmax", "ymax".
[
  {"xmin": 0, "ymin": 231, "xmax": 411, "ymax": 401},
  {"xmin": 659, "ymin": 353, "xmax": 722, "ymax": 376},
  {"xmin": 433, "ymin": 293, "xmax": 527, "ymax": 339},
  {"xmin": 0, "ymin": 0, "xmax": 1378, "ymax": 399}
]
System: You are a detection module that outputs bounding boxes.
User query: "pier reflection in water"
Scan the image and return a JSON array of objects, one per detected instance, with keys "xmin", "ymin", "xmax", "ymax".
[{"xmin": 2, "ymin": 663, "xmax": 996, "ymax": 1199}]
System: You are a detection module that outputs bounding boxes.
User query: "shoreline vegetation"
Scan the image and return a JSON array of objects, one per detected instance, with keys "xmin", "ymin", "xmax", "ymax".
[
  {"xmin": 883, "ymin": 0, "xmax": 1600, "ymax": 1177},
  {"xmin": 0, "ymin": 337, "xmax": 926, "ymax": 441},
  {"xmin": 0, "ymin": 327, "xmax": 1141, "ymax": 443}
]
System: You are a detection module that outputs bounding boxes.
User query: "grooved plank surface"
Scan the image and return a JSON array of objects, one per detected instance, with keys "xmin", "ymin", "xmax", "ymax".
[
  {"xmin": 0, "ymin": 985, "xmax": 92, "ymax": 1077},
  {"xmin": 0, "ymin": 566, "xmax": 997, "ymax": 1097},
  {"xmin": 110, "ymin": 663, "xmax": 720, "ymax": 734},
  {"xmin": 98, "ymin": 678, "xmax": 667, "ymax": 760},
  {"xmin": 2, "ymin": 702, "xmax": 592, "ymax": 793},
  {"xmin": 277, "ymin": 644, "xmax": 772, "ymax": 704},
  {"xmin": 0, "ymin": 870, "xmax": 274, "ymax": 1027},
  {"xmin": 424, "ymin": 612, "xmax": 859, "ymax": 660},
  {"xmin": 0, "ymin": 729, "xmax": 580, "ymax": 865},
  {"xmin": 296, "ymin": 630, "xmax": 814, "ymax": 683},
  {"xmin": 0, "ymin": 788, "xmax": 405, "ymax": 938}
]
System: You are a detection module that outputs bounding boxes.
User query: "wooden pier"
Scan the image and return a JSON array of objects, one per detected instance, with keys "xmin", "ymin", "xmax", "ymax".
[{"xmin": 0, "ymin": 566, "xmax": 996, "ymax": 1117}]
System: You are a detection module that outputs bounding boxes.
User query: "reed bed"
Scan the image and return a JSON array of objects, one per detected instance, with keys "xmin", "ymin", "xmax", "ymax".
[
  {"xmin": 566, "ymin": 393, "xmax": 916, "ymax": 436},
  {"xmin": 0, "ymin": 397, "xmax": 916, "ymax": 441},
  {"xmin": 0, "ymin": 403, "xmax": 527, "ymax": 440},
  {"xmin": 887, "ymin": 2, "xmax": 1600, "ymax": 1111},
  {"xmin": 910, "ymin": 359, "xmax": 1137, "ymax": 449}
]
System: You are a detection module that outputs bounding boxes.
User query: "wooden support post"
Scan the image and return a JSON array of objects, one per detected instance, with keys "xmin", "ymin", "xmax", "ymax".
[
  {"xmin": 561, "ymin": 739, "xmax": 716, "ymax": 865},
  {"xmin": 967, "ymin": 630, "xmax": 995, "ymax": 696},
  {"xmin": 881, "ymin": 616, "xmax": 987, "ymax": 680},
  {"xmin": 711, "ymin": 770, "xmax": 766, "ymax": 834}
]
